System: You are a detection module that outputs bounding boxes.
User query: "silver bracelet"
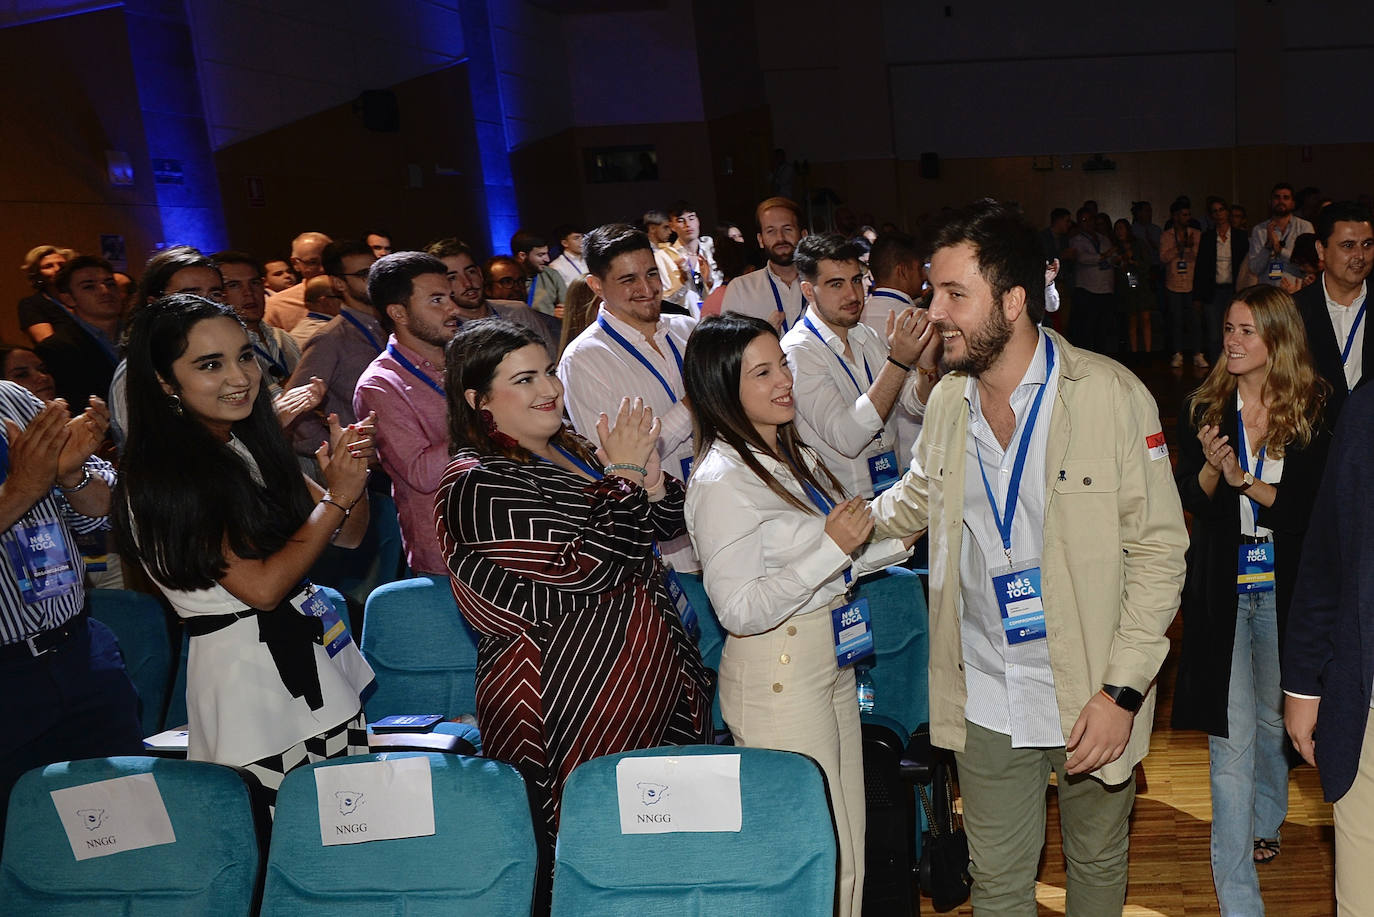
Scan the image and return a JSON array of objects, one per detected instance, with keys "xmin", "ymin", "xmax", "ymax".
[
  {"xmin": 58, "ymin": 468, "xmax": 93, "ymax": 493},
  {"xmin": 603, "ymin": 462, "xmax": 648, "ymax": 478},
  {"xmin": 319, "ymin": 494, "xmax": 351, "ymax": 521}
]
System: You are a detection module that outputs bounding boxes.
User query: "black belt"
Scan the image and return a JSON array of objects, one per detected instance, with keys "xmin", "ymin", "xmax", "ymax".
[
  {"xmin": 184, "ymin": 585, "xmax": 326, "ymax": 711},
  {"xmin": 1, "ymin": 611, "xmax": 88, "ymax": 662}
]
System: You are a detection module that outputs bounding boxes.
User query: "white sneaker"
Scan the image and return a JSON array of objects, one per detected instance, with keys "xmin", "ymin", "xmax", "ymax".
[{"xmin": 1170, "ymin": 353, "xmax": 1183, "ymax": 368}]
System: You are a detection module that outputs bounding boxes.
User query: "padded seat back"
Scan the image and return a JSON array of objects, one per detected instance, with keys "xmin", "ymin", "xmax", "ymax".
[
  {"xmin": 88, "ymin": 588, "xmax": 173, "ymax": 735},
  {"xmin": 360, "ymin": 576, "xmax": 479, "ymax": 719},
  {"xmin": 551, "ymin": 745, "xmax": 836, "ymax": 916},
  {"xmin": 0, "ymin": 756, "xmax": 263, "ymax": 916},
  {"xmin": 261, "ymin": 752, "xmax": 537, "ymax": 916}
]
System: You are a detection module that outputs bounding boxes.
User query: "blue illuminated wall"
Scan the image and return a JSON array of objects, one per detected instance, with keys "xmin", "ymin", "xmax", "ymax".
[
  {"xmin": 460, "ymin": 0, "xmax": 520, "ymax": 255},
  {"xmin": 122, "ymin": 0, "xmax": 227, "ymax": 253}
]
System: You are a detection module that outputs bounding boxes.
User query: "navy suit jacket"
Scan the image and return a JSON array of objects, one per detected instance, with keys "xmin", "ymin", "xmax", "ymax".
[
  {"xmin": 1282, "ymin": 385, "xmax": 1374, "ymax": 802},
  {"xmin": 1294, "ymin": 277, "xmax": 1373, "ymax": 422}
]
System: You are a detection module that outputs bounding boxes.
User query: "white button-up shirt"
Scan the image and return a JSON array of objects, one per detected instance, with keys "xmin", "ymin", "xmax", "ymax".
[
  {"xmin": 1323, "ymin": 274, "xmax": 1368, "ymax": 391},
  {"xmin": 957, "ymin": 330, "xmax": 1063, "ymax": 747},
  {"xmin": 558, "ymin": 305, "xmax": 698, "ymax": 571},
  {"xmin": 550, "ymin": 252, "xmax": 587, "ymax": 286},
  {"xmin": 721, "ymin": 264, "xmax": 807, "ymax": 332},
  {"xmin": 686, "ymin": 440, "xmax": 910, "ymax": 636},
  {"xmin": 863, "ymin": 287, "xmax": 927, "ymax": 464},
  {"xmin": 781, "ymin": 316, "xmax": 925, "ymax": 498}
]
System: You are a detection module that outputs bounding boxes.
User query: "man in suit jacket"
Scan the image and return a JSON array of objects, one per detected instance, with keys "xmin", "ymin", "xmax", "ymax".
[
  {"xmin": 1283, "ymin": 384, "xmax": 1374, "ymax": 911},
  {"xmin": 1292, "ymin": 201, "xmax": 1374, "ymax": 422},
  {"xmin": 1194, "ymin": 196, "xmax": 1248, "ymax": 363}
]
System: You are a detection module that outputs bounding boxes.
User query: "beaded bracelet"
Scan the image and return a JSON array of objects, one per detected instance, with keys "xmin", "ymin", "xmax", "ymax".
[{"xmin": 603, "ymin": 462, "xmax": 648, "ymax": 478}]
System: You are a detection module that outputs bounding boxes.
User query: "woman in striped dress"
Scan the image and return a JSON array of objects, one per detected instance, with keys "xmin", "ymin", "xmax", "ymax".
[{"xmin": 435, "ymin": 319, "xmax": 709, "ymax": 844}]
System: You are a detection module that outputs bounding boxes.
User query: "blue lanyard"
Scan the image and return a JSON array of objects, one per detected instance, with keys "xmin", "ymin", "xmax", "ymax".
[
  {"xmin": 783, "ymin": 447, "xmax": 853, "ymax": 585},
  {"xmin": 387, "ymin": 343, "xmax": 445, "ymax": 397},
  {"xmin": 526, "ymin": 273, "xmax": 538, "ymax": 307},
  {"xmin": 803, "ymin": 316, "xmax": 872, "ymax": 396},
  {"xmin": 252, "ymin": 340, "xmax": 288, "ymax": 378},
  {"xmin": 340, "ymin": 311, "xmax": 382, "ymax": 353},
  {"xmin": 765, "ymin": 271, "xmax": 791, "ymax": 332},
  {"xmin": 561, "ymin": 254, "xmax": 582, "ymax": 275},
  {"xmin": 1341, "ymin": 299, "xmax": 1368, "ymax": 366},
  {"xmin": 973, "ymin": 335, "xmax": 1056, "ymax": 562},
  {"xmin": 535, "ymin": 443, "xmax": 602, "ymax": 479},
  {"xmin": 306, "ymin": 311, "xmax": 331, "ymax": 322},
  {"xmin": 1236, "ymin": 409, "xmax": 1267, "ymax": 519},
  {"xmin": 595, "ymin": 317, "xmax": 684, "ymax": 403}
]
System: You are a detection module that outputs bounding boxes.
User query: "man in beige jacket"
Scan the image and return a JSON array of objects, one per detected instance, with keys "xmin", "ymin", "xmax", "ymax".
[{"xmin": 872, "ymin": 200, "xmax": 1188, "ymax": 916}]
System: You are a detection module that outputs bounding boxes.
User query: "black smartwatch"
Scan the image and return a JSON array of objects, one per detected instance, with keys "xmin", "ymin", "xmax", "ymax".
[{"xmin": 1100, "ymin": 684, "xmax": 1144, "ymax": 713}]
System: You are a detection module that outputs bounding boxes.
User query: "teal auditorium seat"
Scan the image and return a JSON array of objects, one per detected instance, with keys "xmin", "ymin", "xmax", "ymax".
[
  {"xmin": 551, "ymin": 745, "xmax": 837, "ymax": 916},
  {"xmin": 361, "ymin": 576, "xmax": 480, "ymax": 720},
  {"xmin": 0, "ymin": 756, "xmax": 265, "ymax": 916},
  {"xmin": 673, "ymin": 571, "xmax": 727, "ymax": 735},
  {"xmin": 857, "ymin": 565, "xmax": 929, "ymax": 739},
  {"xmin": 88, "ymin": 588, "xmax": 174, "ymax": 736},
  {"xmin": 853, "ymin": 565, "xmax": 931, "ymax": 916},
  {"xmin": 260, "ymin": 752, "xmax": 538, "ymax": 916}
]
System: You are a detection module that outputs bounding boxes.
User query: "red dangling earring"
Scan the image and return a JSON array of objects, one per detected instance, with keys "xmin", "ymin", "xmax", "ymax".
[{"xmin": 480, "ymin": 408, "xmax": 520, "ymax": 450}]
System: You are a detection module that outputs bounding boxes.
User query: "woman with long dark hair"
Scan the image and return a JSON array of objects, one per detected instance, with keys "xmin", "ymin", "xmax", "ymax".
[
  {"xmin": 1172, "ymin": 285, "xmax": 1331, "ymax": 915},
  {"xmin": 682, "ymin": 313, "xmax": 917, "ymax": 917},
  {"xmin": 114, "ymin": 294, "xmax": 376, "ymax": 805},
  {"xmin": 436, "ymin": 318, "xmax": 709, "ymax": 846}
]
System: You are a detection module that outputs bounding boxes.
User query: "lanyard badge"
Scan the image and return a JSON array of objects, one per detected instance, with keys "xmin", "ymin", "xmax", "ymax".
[
  {"xmin": 1237, "ymin": 542, "xmax": 1276, "ymax": 593},
  {"xmin": 4, "ymin": 520, "xmax": 80, "ymax": 603},
  {"xmin": 790, "ymin": 459, "xmax": 873, "ymax": 666},
  {"xmin": 975, "ymin": 336, "xmax": 1055, "ymax": 646}
]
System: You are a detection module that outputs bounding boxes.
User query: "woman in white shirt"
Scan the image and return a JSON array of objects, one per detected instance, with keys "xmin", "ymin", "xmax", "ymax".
[
  {"xmin": 683, "ymin": 313, "xmax": 916, "ymax": 917},
  {"xmin": 114, "ymin": 294, "xmax": 376, "ymax": 807}
]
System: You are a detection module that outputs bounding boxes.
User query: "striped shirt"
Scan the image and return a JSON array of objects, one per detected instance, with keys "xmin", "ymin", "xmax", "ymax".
[{"xmin": 0, "ymin": 382, "xmax": 115, "ymax": 645}]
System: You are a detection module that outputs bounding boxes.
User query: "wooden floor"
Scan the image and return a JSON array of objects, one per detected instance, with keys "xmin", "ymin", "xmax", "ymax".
[{"xmin": 923, "ymin": 352, "xmax": 1338, "ymax": 917}]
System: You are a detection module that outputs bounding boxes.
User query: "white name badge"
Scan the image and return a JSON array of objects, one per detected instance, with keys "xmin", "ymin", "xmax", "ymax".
[
  {"xmin": 50, "ymin": 773, "xmax": 176, "ymax": 861},
  {"xmin": 314, "ymin": 756, "xmax": 435, "ymax": 846},
  {"xmin": 616, "ymin": 753, "xmax": 741, "ymax": 834}
]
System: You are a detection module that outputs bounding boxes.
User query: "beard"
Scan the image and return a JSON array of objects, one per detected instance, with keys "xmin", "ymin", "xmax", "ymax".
[
  {"xmin": 766, "ymin": 242, "xmax": 795, "ymax": 266},
  {"xmin": 939, "ymin": 304, "xmax": 1013, "ymax": 376}
]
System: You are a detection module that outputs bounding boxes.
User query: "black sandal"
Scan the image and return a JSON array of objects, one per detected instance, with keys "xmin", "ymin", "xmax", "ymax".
[{"xmin": 1254, "ymin": 837, "xmax": 1280, "ymax": 864}]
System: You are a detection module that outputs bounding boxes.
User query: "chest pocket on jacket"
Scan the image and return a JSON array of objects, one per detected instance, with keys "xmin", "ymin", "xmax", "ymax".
[{"xmin": 1052, "ymin": 459, "xmax": 1118, "ymax": 495}]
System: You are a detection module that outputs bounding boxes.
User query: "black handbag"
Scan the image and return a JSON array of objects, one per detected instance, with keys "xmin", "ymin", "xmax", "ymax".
[{"xmin": 917, "ymin": 753, "xmax": 972, "ymax": 912}]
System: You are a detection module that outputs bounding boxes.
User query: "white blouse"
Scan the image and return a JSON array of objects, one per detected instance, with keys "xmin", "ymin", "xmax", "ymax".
[{"xmin": 685, "ymin": 440, "xmax": 911, "ymax": 636}]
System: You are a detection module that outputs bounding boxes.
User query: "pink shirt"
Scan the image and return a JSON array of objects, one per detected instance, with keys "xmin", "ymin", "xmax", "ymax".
[{"xmin": 353, "ymin": 336, "xmax": 452, "ymax": 576}]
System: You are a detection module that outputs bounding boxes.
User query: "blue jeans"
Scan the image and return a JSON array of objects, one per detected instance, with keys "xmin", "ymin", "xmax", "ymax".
[{"xmin": 1208, "ymin": 589, "xmax": 1288, "ymax": 916}]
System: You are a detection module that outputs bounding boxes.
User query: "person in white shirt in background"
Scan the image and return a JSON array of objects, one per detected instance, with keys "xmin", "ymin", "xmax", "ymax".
[
  {"xmin": 722, "ymin": 196, "xmax": 810, "ymax": 331},
  {"xmin": 558, "ymin": 223, "xmax": 699, "ymax": 575},
  {"xmin": 862, "ymin": 231, "xmax": 938, "ymax": 464},
  {"xmin": 642, "ymin": 209, "xmax": 687, "ymax": 306},
  {"xmin": 683, "ymin": 312, "xmax": 919, "ymax": 917},
  {"xmin": 669, "ymin": 201, "xmax": 722, "ymax": 309},
  {"xmin": 783, "ymin": 232, "xmax": 938, "ymax": 498},
  {"xmin": 550, "ymin": 224, "xmax": 588, "ymax": 286}
]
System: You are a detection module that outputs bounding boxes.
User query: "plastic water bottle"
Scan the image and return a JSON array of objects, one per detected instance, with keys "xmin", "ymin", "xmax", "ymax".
[{"xmin": 855, "ymin": 665, "xmax": 875, "ymax": 714}]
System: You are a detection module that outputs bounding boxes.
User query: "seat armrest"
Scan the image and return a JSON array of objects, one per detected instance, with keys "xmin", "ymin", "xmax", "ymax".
[
  {"xmin": 899, "ymin": 722, "xmax": 933, "ymax": 784},
  {"xmin": 368, "ymin": 731, "xmax": 476, "ymax": 755}
]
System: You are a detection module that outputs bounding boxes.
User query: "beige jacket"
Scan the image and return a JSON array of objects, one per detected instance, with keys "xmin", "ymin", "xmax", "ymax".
[{"xmin": 872, "ymin": 329, "xmax": 1187, "ymax": 785}]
